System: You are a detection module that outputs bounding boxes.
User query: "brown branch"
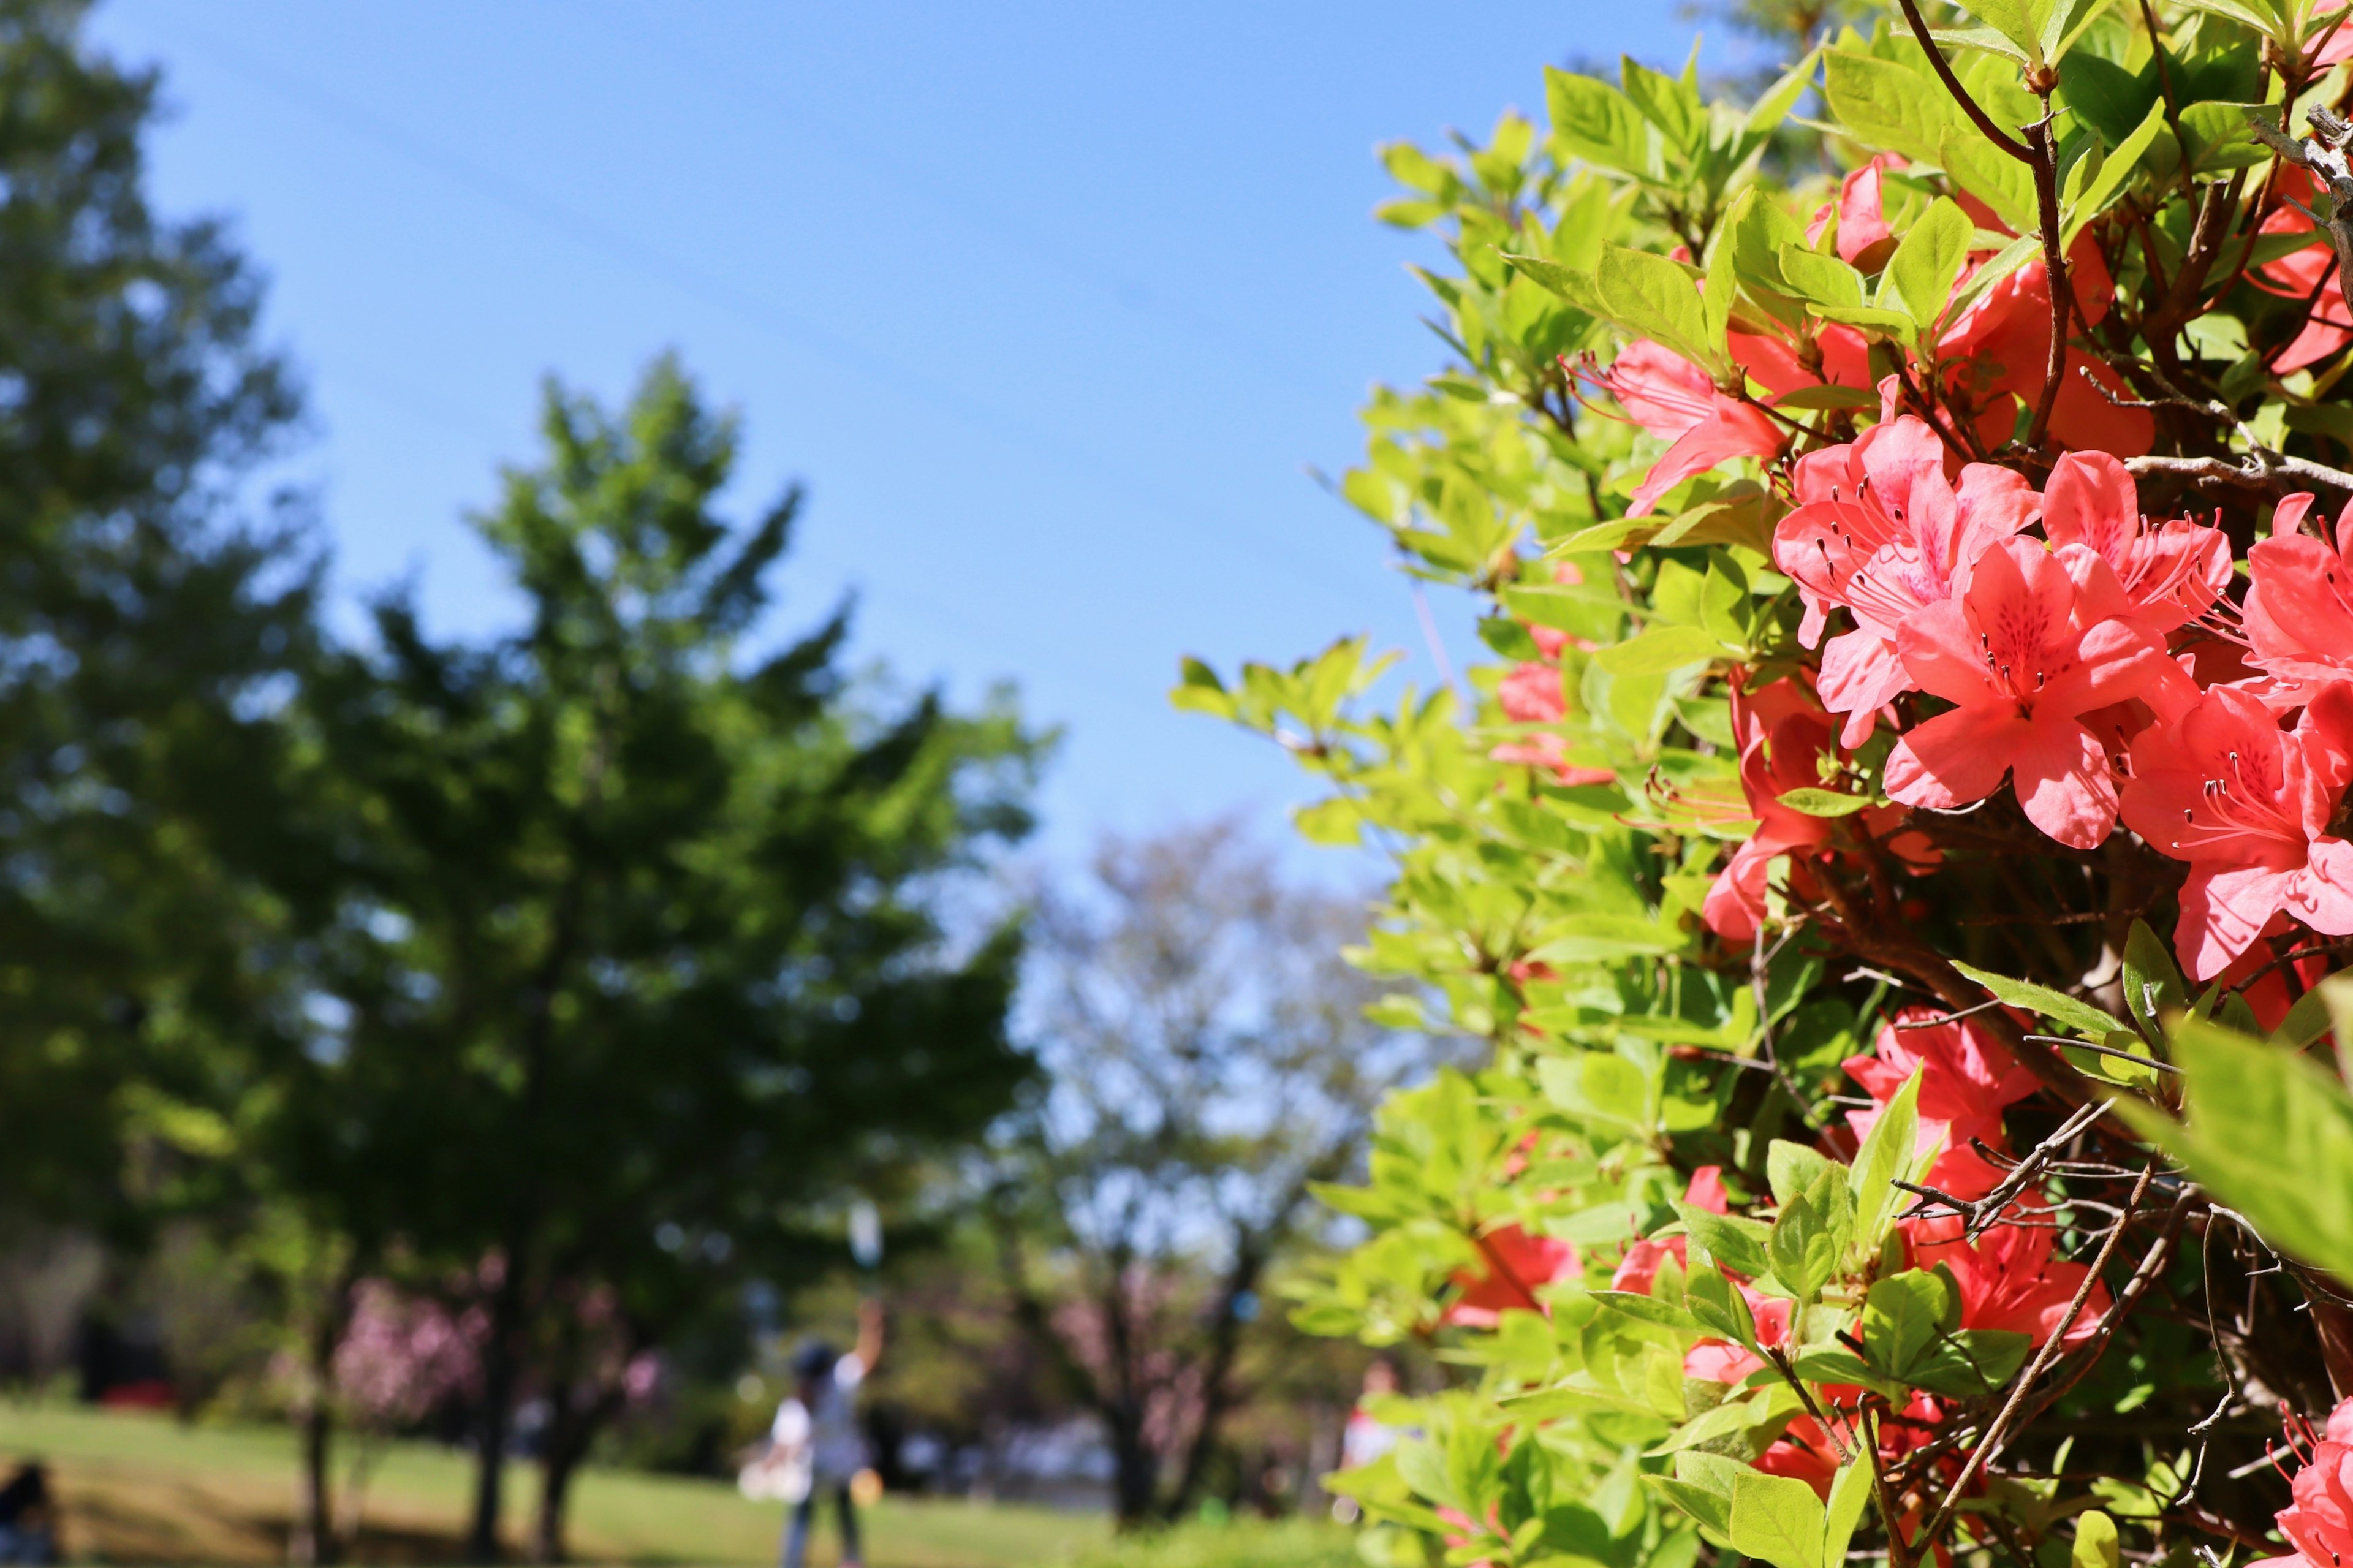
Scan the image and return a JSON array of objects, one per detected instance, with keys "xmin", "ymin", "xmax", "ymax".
[
  {"xmin": 2126, "ymin": 451, "xmax": 2353, "ymax": 498},
  {"xmin": 1895, "ymin": 0, "xmax": 2033, "ymax": 162},
  {"xmin": 2027, "ymin": 104, "xmax": 2071, "ymax": 452},
  {"xmin": 1915, "ymin": 1163, "xmax": 2159, "ymax": 1558}
]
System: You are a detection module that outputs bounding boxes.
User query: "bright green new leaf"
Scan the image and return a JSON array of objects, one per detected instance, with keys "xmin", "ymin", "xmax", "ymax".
[
  {"xmin": 1546, "ymin": 67, "xmax": 1653, "ymax": 176},
  {"xmin": 2121, "ymin": 1017, "xmax": 2353, "ymax": 1281},
  {"xmin": 1953, "ymin": 958, "xmax": 2127, "ymax": 1037},
  {"xmin": 1597, "ymin": 244, "xmax": 1721, "ymax": 373},
  {"xmin": 1822, "ymin": 1460, "xmax": 1876, "ymax": 1568},
  {"xmin": 1730, "ymin": 1468, "xmax": 1827, "ymax": 1568},
  {"xmin": 2064, "ymin": 99, "xmax": 2167, "ymax": 244},
  {"xmin": 1768, "ymin": 1191, "xmax": 1840, "ymax": 1302},
  {"xmin": 2120, "ymin": 918, "xmax": 2186, "ymax": 1045},
  {"xmin": 1823, "ymin": 52, "xmax": 1952, "ymax": 164},
  {"xmin": 1776, "ymin": 787, "xmax": 1870, "ymax": 817},
  {"xmin": 1939, "ymin": 131, "xmax": 2039, "ymax": 232},
  {"xmin": 1848, "ymin": 1066, "xmax": 1923, "ymax": 1255},
  {"xmin": 1775, "ymin": 244, "xmax": 1866, "ymax": 310},
  {"xmin": 1594, "ymin": 624, "xmax": 1724, "ymax": 675},
  {"xmin": 2074, "ymin": 1510, "xmax": 2121, "ymax": 1568},
  {"xmin": 1501, "ymin": 251, "xmax": 1607, "ymax": 316},
  {"xmin": 1882, "ymin": 197, "xmax": 1972, "ymax": 331},
  {"xmin": 1960, "ymin": 0, "xmax": 2048, "ymax": 59},
  {"xmin": 1862, "ymin": 1269, "xmax": 1955, "ymax": 1377},
  {"xmin": 1678, "ymin": 1203, "xmax": 1774, "ymax": 1279}
]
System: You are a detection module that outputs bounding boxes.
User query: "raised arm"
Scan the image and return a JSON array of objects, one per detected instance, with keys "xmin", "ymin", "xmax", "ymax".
[{"xmin": 854, "ymin": 1295, "xmax": 884, "ymax": 1374}]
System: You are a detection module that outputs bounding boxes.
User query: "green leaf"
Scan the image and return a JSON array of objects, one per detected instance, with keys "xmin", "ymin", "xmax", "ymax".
[
  {"xmin": 1767, "ymin": 1140, "xmax": 1838, "ymax": 1207},
  {"xmin": 1822, "ymin": 51, "xmax": 1953, "ymax": 164},
  {"xmin": 2058, "ymin": 51, "xmax": 2160, "ymax": 146},
  {"xmin": 1768, "ymin": 1191, "xmax": 1840, "ymax": 1302},
  {"xmin": 1546, "ymin": 68, "xmax": 1653, "ymax": 175},
  {"xmin": 1952, "ymin": 958, "xmax": 2127, "ymax": 1037},
  {"xmin": 1940, "ymin": 131, "xmax": 2039, "ymax": 232},
  {"xmin": 2120, "ymin": 1017, "xmax": 2353, "ymax": 1279},
  {"xmin": 1686, "ymin": 1262, "xmax": 1759, "ymax": 1344},
  {"xmin": 2074, "ymin": 1510, "xmax": 2121, "ymax": 1568},
  {"xmin": 1822, "ymin": 1460, "xmax": 1875, "ymax": 1568},
  {"xmin": 1776, "ymin": 787, "xmax": 1871, "ymax": 817},
  {"xmin": 1882, "ymin": 197, "xmax": 1973, "ymax": 330},
  {"xmin": 2180, "ymin": 102, "xmax": 2270, "ymax": 173},
  {"xmin": 1593, "ymin": 1289, "xmax": 1702, "ymax": 1331},
  {"xmin": 1730, "ymin": 1468, "xmax": 1828, "ymax": 1568},
  {"xmin": 1500, "ymin": 251, "xmax": 1607, "ymax": 316},
  {"xmin": 1651, "ymin": 1477, "xmax": 1733, "ymax": 1542},
  {"xmin": 2065, "ymin": 99, "xmax": 2167, "ymax": 244},
  {"xmin": 1848, "ymin": 1067, "xmax": 1923, "ymax": 1256},
  {"xmin": 1862, "ymin": 1270, "xmax": 1954, "ymax": 1377},
  {"xmin": 1960, "ymin": 0, "xmax": 2050, "ymax": 60},
  {"xmin": 1678, "ymin": 1203, "xmax": 1774, "ymax": 1279},
  {"xmin": 1594, "ymin": 624, "xmax": 1725, "ymax": 675},
  {"xmin": 2121, "ymin": 918, "xmax": 2186, "ymax": 1045},
  {"xmin": 1775, "ymin": 244, "xmax": 1866, "ymax": 310},
  {"xmin": 1596, "ymin": 245, "xmax": 1721, "ymax": 373}
]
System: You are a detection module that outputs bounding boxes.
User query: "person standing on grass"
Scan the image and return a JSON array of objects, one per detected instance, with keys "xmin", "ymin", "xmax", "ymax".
[{"xmin": 760, "ymin": 1298, "xmax": 883, "ymax": 1568}]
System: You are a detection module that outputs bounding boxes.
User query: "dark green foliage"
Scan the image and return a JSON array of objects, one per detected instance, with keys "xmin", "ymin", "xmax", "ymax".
[{"xmin": 279, "ymin": 358, "xmax": 1041, "ymax": 1558}]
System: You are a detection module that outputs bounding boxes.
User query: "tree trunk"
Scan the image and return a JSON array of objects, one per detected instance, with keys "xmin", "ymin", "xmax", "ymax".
[
  {"xmin": 466, "ymin": 1293, "xmax": 524, "ymax": 1564},
  {"xmin": 290, "ymin": 1267, "xmax": 354, "ymax": 1567},
  {"xmin": 1108, "ymin": 1406, "xmax": 1159, "ymax": 1529},
  {"xmin": 531, "ymin": 1447, "xmax": 575, "ymax": 1566},
  {"xmin": 290, "ymin": 1394, "xmax": 335, "ymax": 1566},
  {"xmin": 1160, "ymin": 1240, "xmax": 1264, "ymax": 1522},
  {"xmin": 531, "ymin": 1376, "xmax": 624, "ymax": 1564}
]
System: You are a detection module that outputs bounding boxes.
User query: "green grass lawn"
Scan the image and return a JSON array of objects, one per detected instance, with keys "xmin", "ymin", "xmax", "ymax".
[{"xmin": 0, "ymin": 1402, "xmax": 1113, "ymax": 1565}]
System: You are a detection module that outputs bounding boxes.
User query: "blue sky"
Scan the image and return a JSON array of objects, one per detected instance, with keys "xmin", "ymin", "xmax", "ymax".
[{"xmin": 91, "ymin": 1, "xmax": 1711, "ymax": 865}]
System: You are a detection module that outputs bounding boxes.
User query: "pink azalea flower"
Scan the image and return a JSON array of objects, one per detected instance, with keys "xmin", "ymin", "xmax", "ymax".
[
  {"xmin": 2041, "ymin": 451, "xmax": 2232, "ymax": 634},
  {"xmin": 1771, "ymin": 417, "xmax": 2039, "ymax": 745},
  {"xmin": 1882, "ymin": 537, "xmax": 2176, "ymax": 849},
  {"xmin": 1844, "ymin": 1006, "xmax": 2041, "ymax": 1200},
  {"xmin": 1904, "ymin": 1198, "xmax": 2112, "ymax": 1352},
  {"xmin": 1938, "ymin": 236, "xmax": 2154, "ymax": 457},
  {"xmin": 1600, "ymin": 339, "xmax": 1787, "ymax": 517},
  {"xmin": 2245, "ymin": 492, "xmax": 2353, "ymax": 703},
  {"xmin": 2118, "ymin": 683, "xmax": 2353, "ymax": 980},
  {"xmin": 2256, "ymin": 169, "xmax": 2353, "ymax": 373},
  {"xmin": 1444, "ymin": 1224, "xmax": 1578, "ymax": 1327},
  {"xmin": 2256, "ymin": 1398, "xmax": 2353, "ymax": 1568},
  {"xmin": 1610, "ymin": 1165, "xmax": 1732, "ymax": 1293},
  {"xmin": 1702, "ymin": 680, "xmax": 1937, "ymax": 940},
  {"xmin": 1806, "ymin": 154, "xmax": 1904, "ymax": 266},
  {"xmin": 1490, "ymin": 659, "xmax": 1614, "ymax": 784}
]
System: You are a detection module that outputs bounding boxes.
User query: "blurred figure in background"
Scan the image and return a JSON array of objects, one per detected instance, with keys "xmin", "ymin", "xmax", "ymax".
[
  {"xmin": 0, "ymin": 1462, "xmax": 58, "ymax": 1564},
  {"xmin": 1332, "ymin": 1358, "xmax": 1402, "ymax": 1524},
  {"xmin": 758, "ymin": 1298, "xmax": 884, "ymax": 1568}
]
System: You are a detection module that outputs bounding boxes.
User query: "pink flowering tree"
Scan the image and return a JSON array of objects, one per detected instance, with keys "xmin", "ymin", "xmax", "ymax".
[
  {"xmin": 327, "ymin": 1280, "xmax": 483, "ymax": 1546},
  {"xmin": 1178, "ymin": 3, "xmax": 2353, "ymax": 1566}
]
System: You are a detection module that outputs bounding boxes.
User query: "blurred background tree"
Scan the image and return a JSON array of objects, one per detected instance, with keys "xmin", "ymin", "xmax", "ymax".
[
  {"xmin": 986, "ymin": 820, "xmax": 1430, "ymax": 1528},
  {"xmin": 273, "ymin": 358, "xmax": 1043, "ymax": 1563},
  {"xmin": 0, "ymin": 0, "xmax": 311, "ymax": 1262}
]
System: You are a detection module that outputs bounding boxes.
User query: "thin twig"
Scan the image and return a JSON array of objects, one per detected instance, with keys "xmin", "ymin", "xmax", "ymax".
[{"xmin": 1916, "ymin": 1163, "xmax": 2159, "ymax": 1558}]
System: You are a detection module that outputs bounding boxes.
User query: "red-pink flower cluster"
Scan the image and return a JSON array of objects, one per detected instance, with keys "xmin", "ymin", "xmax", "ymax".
[
  {"xmin": 2254, "ymin": 1398, "xmax": 2353, "ymax": 1568},
  {"xmin": 1646, "ymin": 401, "xmax": 2353, "ymax": 980}
]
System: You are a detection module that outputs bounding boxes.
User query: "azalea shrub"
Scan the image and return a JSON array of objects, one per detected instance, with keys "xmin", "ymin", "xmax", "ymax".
[{"xmin": 1177, "ymin": 2, "xmax": 2353, "ymax": 1566}]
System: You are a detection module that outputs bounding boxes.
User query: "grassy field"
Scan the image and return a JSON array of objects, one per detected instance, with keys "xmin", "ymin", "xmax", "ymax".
[
  {"xmin": 0, "ymin": 1403, "xmax": 1113, "ymax": 1565},
  {"xmin": 0, "ymin": 1404, "xmax": 1360, "ymax": 1566}
]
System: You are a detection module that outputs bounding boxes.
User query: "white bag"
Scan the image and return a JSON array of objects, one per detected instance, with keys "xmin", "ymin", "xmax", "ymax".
[{"xmin": 738, "ymin": 1401, "xmax": 813, "ymax": 1504}]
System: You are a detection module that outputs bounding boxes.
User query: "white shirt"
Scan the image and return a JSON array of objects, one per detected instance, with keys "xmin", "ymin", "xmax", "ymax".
[{"xmin": 773, "ymin": 1352, "xmax": 868, "ymax": 1485}]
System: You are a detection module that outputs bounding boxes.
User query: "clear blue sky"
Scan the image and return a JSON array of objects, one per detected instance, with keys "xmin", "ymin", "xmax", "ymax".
[{"xmin": 90, "ymin": 1, "xmax": 1711, "ymax": 863}]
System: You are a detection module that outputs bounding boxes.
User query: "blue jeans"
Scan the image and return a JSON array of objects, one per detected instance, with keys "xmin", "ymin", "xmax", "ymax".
[{"xmin": 781, "ymin": 1484, "xmax": 860, "ymax": 1568}]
